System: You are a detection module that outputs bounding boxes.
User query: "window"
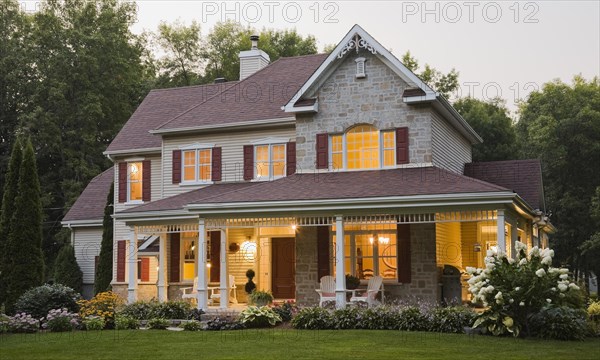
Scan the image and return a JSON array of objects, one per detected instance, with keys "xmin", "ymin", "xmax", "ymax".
[
  {"xmin": 333, "ymin": 224, "xmax": 398, "ymax": 280},
  {"xmin": 181, "ymin": 232, "xmax": 197, "ymax": 282},
  {"xmin": 255, "ymin": 143, "xmax": 286, "ymax": 180},
  {"xmin": 182, "ymin": 148, "xmax": 212, "ymax": 183},
  {"xmin": 330, "ymin": 125, "xmax": 396, "ymax": 170},
  {"xmin": 128, "ymin": 162, "xmax": 143, "ymax": 202},
  {"xmin": 355, "ymin": 57, "xmax": 366, "ymax": 78}
]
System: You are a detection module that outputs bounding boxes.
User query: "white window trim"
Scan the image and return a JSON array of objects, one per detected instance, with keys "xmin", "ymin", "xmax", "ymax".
[
  {"xmin": 381, "ymin": 130, "xmax": 396, "ymax": 169},
  {"xmin": 339, "ymin": 229, "xmax": 398, "ymax": 283},
  {"xmin": 181, "ymin": 237, "xmax": 196, "ymax": 284},
  {"xmin": 126, "ymin": 162, "xmax": 144, "ymax": 204},
  {"xmin": 250, "ymin": 137, "xmax": 291, "ymax": 145},
  {"xmin": 253, "ymin": 143, "xmax": 287, "ymax": 181},
  {"xmin": 329, "ymin": 129, "xmax": 397, "ymax": 171},
  {"xmin": 181, "ymin": 148, "xmax": 214, "ymax": 185}
]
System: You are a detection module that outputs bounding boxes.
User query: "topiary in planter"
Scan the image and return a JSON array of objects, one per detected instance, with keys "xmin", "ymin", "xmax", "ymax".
[
  {"xmin": 249, "ymin": 290, "xmax": 273, "ymax": 307},
  {"xmin": 245, "ymin": 269, "xmax": 256, "ymax": 294}
]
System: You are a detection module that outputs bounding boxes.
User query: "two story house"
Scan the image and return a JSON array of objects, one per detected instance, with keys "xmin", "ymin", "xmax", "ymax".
[{"xmin": 62, "ymin": 25, "xmax": 553, "ymax": 308}]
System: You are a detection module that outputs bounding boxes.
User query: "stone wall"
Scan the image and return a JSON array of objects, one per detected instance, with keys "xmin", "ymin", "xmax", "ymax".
[
  {"xmin": 387, "ymin": 224, "xmax": 439, "ymax": 302},
  {"xmin": 111, "ymin": 284, "xmax": 157, "ymax": 302},
  {"xmin": 296, "ymin": 51, "xmax": 434, "ymax": 172},
  {"xmin": 295, "ymin": 227, "xmax": 320, "ymax": 306}
]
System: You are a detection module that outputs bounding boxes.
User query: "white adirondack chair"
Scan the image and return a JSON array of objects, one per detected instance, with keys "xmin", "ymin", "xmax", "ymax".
[
  {"xmin": 181, "ymin": 277, "xmax": 198, "ymax": 301},
  {"xmin": 349, "ymin": 276, "xmax": 383, "ymax": 307},
  {"xmin": 208, "ymin": 275, "xmax": 238, "ymax": 304},
  {"xmin": 315, "ymin": 276, "xmax": 336, "ymax": 307}
]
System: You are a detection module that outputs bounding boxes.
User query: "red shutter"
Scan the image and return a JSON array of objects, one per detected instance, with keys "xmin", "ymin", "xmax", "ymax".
[
  {"xmin": 142, "ymin": 160, "xmax": 151, "ymax": 202},
  {"xmin": 116, "ymin": 240, "xmax": 126, "ymax": 282},
  {"xmin": 209, "ymin": 231, "xmax": 220, "ymax": 283},
  {"xmin": 286, "ymin": 142, "xmax": 296, "ymax": 176},
  {"xmin": 243, "ymin": 145, "xmax": 254, "ymax": 181},
  {"xmin": 140, "ymin": 257, "xmax": 150, "ymax": 282},
  {"xmin": 212, "ymin": 147, "xmax": 222, "ymax": 182},
  {"xmin": 170, "ymin": 233, "xmax": 180, "ymax": 282},
  {"xmin": 172, "ymin": 150, "xmax": 182, "ymax": 184},
  {"xmin": 317, "ymin": 226, "xmax": 330, "ymax": 279},
  {"xmin": 118, "ymin": 162, "xmax": 127, "ymax": 203},
  {"xmin": 396, "ymin": 127, "xmax": 409, "ymax": 165},
  {"xmin": 316, "ymin": 133, "xmax": 328, "ymax": 169},
  {"xmin": 397, "ymin": 224, "xmax": 411, "ymax": 283}
]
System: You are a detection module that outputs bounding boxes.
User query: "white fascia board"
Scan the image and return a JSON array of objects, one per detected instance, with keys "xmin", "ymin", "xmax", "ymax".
[
  {"xmin": 150, "ymin": 117, "xmax": 295, "ymax": 135},
  {"xmin": 103, "ymin": 147, "xmax": 162, "ymax": 157},
  {"xmin": 185, "ymin": 191, "xmax": 517, "ymax": 215},
  {"xmin": 179, "ymin": 142, "xmax": 215, "ymax": 150},
  {"xmin": 403, "ymin": 94, "xmax": 437, "ymax": 103},
  {"xmin": 283, "ymin": 103, "xmax": 318, "ymax": 113},
  {"xmin": 61, "ymin": 219, "xmax": 103, "ymax": 228},
  {"xmin": 284, "ymin": 24, "xmax": 436, "ymax": 112},
  {"xmin": 113, "ymin": 210, "xmax": 195, "ymax": 222}
]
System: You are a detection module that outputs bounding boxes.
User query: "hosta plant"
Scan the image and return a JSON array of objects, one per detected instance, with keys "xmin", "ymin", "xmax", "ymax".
[
  {"xmin": 239, "ymin": 306, "xmax": 282, "ymax": 328},
  {"xmin": 468, "ymin": 241, "xmax": 584, "ymax": 337}
]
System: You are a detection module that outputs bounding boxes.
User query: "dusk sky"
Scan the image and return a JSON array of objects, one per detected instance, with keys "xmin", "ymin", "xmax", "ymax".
[{"xmin": 22, "ymin": 1, "xmax": 600, "ymax": 113}]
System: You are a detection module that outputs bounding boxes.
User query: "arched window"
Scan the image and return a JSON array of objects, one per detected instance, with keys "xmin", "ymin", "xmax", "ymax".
[{"xmin": 330, "ymin": 125, "xmax": 396, "ymax": 170}]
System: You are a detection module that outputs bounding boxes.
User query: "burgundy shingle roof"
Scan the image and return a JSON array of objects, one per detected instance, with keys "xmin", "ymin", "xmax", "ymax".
[
  {"xmin": 464, "ymin": 159, "xmax": 545, "ymax": 211},
  {"xmin": 155, "ymin": 54, "xmax": 328, "ymax": 131},
  {"xmin": 120, "ymin": 167, "xmax": 508, "ymax": 214},
  {"xmin": 63, "ymin": 168, "xmax": 114, "ymax": 222},
  {"xmin": 106, "ymin": 82, "xmax": 238, "ymax": 153}
]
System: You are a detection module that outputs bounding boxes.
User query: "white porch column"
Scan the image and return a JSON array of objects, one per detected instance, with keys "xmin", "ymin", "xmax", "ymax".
[
  {"xmin": 219, "ymin": 229, "xmax": 229, "ymax": 309},
  {"xmin": 196, "ymin": 219, "xmax": 209, "ymax": 310},
  {"xmin": 496, "ymin": 210, "xmax": 506, "ymax": 255},
  {"xmin": 335, "ymin": 215, "xmax": 346, "ymax": 308},
  {"xmin": 157, "ymin": 233, "xmax": 167, "ymax": 302},
  {"xmin": 127, "ymin": 227, "xmax": 138, "ymax": 303},
  {"xmin": 510, "ymin": 217, "xmax": 519, "ymax": 259}
]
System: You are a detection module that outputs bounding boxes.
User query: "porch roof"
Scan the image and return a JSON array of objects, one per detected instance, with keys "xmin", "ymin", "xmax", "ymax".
[{"xmin": 119, "ymin": 166, "xmax": 509, "ymax": 216}]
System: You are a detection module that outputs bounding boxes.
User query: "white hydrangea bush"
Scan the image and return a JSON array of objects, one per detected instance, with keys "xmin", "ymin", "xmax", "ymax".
[{"xmin": 467, "ymin": 241, "xmax": 583, "ymax": 337}]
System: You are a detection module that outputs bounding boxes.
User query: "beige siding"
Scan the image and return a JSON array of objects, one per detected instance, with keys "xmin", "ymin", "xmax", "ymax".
[
  {"xmin": 436, "ymin": 222, "xmax": 462, "ymax": 270},
  {"xmin": 72, "ymin": 227, "xmax": 103, "ymax": 285},
  {"xmin": 162, "ymin": 128, "xmax": 295, "ymax": 198},
  {"xmin": 431, "ymin": 112, "xmax": 472, "ymax": 174},
  {"xmin": 226, "ymin": 228, "xmax": 257, "ymax": 287}
]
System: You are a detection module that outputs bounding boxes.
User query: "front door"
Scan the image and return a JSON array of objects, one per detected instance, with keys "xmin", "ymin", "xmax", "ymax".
[{"xmin": 272, "ymin": 237, "xmax": 295, "ymax": 299}]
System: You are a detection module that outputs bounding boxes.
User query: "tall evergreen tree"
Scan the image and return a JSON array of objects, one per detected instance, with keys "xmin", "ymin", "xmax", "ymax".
[
  {"xmin": 95, "ymin": 183, "xmax": 114, "ymax": 294},
  {"xmin": 54, "ymin": 243, "xmax": 83, "ymax": 293},
  {"xmin": 0, "ymin": 137, "xmax": 22, "ymax": 307},
  {"xmin": 4, "ymin": 137, "xmax": 45, "ymax": 313}
]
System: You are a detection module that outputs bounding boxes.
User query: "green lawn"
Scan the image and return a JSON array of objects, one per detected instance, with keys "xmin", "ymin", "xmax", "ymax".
[{"xmin": 1, "ymin": 330, "xmax": 598, "ymax": 360}]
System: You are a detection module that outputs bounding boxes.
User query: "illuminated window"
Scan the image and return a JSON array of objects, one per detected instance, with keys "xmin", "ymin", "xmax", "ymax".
[
  {"xmin": 128, "ymin": 162, "xmax": 143, "ymax": 202},
  {"xmin": 255, "ymin": 144, "xmax": 286, "ymax": 180},
  {"xmin": 181, "ymin": 232, "xmax": 197, "ymax": 282},
  {"xmin": 182, "ymin": 148, "xmax": 212, "ymax": 183},
  {"xmin": 333, "ymin": 223, "xmax": 398, "ymax": 280},
  {"xmin": 330, "ymin": 125, "xmax": 396, "ymax": 170}
]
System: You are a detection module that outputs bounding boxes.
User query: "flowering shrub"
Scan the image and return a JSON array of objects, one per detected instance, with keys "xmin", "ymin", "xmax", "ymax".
[
  {"xmin": 7, "ymin": 313, "xmax": 40, "ymax": 333},
  {"xmin": 77, "ymin": 291, "xmax": 124, "ymax": 328},
  {"xmin": 291, "ymin": 307, "xmax": 334, "ymax": 329},
  {"xmin": 43, "ymin": 308, "xmax": 79, "ymax": 332},
  {"xmin": 239, "ymin": 306, "xmax": 282, "ymax": 328},
  {"xmin": 0, "ymin": 314, "xmax": 9, "ymax": 333},
  {"xmin": 15, "ymin": 284, "xmax": 81, "ymax": 319},
  {"xmin": 117, "ymin": 300, "xmax": 193, "ymax": 320},
  {"xmin": 83, "ymin": 316, "xmax": 105, "ymax": 331},
  {"xmin": 468, "ymin": 241, "xmax": 584, "ymax": 337},
  {"xmin": 204, "ymin": 317, "xmax": 244, "ymax": 331},
  {"xmin": 272, "ymin": 301, "xmax": 297, "ymax": 322},
  {"xmin": 588, "ymin": 301, "xmax": 600, "ymax": 320}
]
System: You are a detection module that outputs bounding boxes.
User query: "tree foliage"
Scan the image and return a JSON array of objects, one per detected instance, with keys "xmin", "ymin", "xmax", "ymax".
[
  {"xmin": 454, "ymin": 97, "xmax": 518, "ymax": 162},
  {"xmin": 3, "ymin": 137, "xmax": 45, "ymax": 313},
  {"xmin": 95, "ymin": 183, "xmax": 114, "ymax": 294},
  {"xmin": 516, "ymin": 76, "xmax": 600, "ymax": 276},
  {"xmin": 0, "ymin": 137, "xmax": 22, "ymax": 306},
  {"xmin": 54, "ymin": 244, "xmax": 83, "ymax": 294},
  {"xmin": 401, "ymin": 51, "xmax": 459, "ymax": 99}
]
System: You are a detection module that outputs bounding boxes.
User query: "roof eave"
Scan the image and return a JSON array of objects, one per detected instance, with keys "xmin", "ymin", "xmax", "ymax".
[
  {"xmin": 103, "ymin": 147, "xmax": 162, "ymax": 157},
  {"xmin": 150, "ymin": 117, "xmax": 296, "ymax": 136},
  {"xmin": 61, "ymin": 219, "xmax": 103, "ymax": 227}
]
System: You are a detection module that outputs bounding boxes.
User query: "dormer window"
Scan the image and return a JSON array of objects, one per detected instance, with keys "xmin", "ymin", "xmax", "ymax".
[
  {"xmin": 329, "ymin": 125, "xmax": 398, "ymax": 170},
  {"xmin": 355, "ymin": 57, "xmax": 366, "ymax": 78}
]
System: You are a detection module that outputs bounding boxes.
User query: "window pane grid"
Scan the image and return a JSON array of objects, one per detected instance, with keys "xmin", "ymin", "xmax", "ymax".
[
  {"xmin": 382, "ymin": 131, "xmax": 396, "ymax": 167},
  {"xmin": 182, "ymin": 149, "xmax": 212, "ymax": 182},
  {"xmin": 255, "ymin": 144, "xmax": 286, "ymax": 180}
]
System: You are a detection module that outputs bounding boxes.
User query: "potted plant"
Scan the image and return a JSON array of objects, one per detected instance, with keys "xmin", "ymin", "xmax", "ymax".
[
  {"xmin": 345, "ymin": 274, "xmax": 360, "ymax": 290},
  {"xmin": 245, "ymin": 269, "xmax": 256, "ymax": 294},
  {"xmin": 249, "ymin": 290, "xmax": 273, "ymax": 307}
]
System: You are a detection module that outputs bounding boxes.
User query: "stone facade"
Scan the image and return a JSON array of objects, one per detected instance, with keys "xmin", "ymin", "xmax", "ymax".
[
  {"xmin": 296, "ymin": 51, "xmax": 434, "ymax": 172},
  {"xmin": 111, "ymin": 284, "xmax": 157, "ymax": 302},
  {"xmin": 385, "ymin": 224, "xmax": 439, "ymax": 302},
  {"xmin": 295, "ymin": 227, "xmax": 320, "ymax": 306}
]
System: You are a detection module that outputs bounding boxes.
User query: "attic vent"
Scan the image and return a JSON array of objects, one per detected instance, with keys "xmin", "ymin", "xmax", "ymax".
[{"xmin": 355, "ymin": 57, "xmax": 366, "ymax": 78}]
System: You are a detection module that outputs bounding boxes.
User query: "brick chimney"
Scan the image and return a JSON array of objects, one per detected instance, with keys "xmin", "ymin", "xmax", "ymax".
[{"xmin": 239, "ymin": 35, "xmax": 270, "ymax": 80}]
